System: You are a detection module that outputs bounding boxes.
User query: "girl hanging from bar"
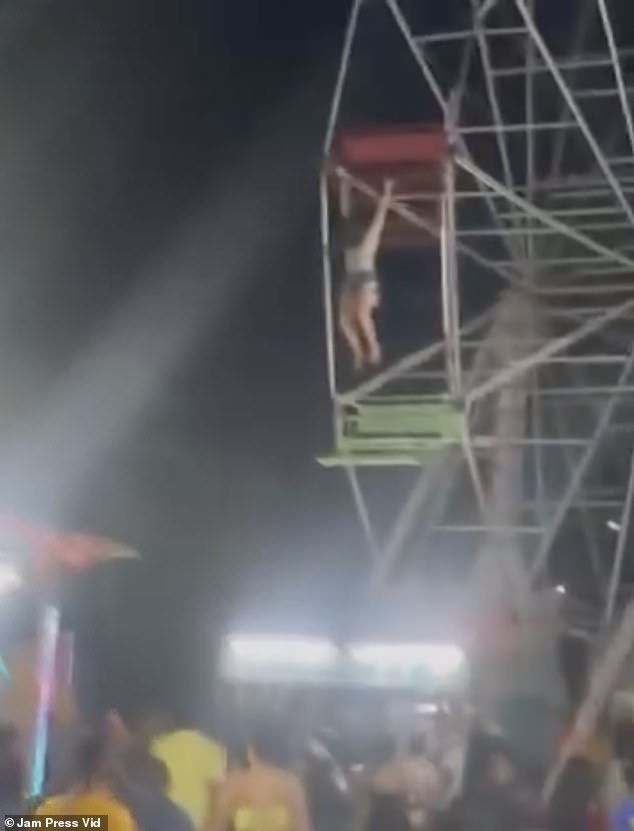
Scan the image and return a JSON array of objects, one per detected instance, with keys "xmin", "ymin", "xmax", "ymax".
[{"xmin": 338, "ymin": 177, "xmax": 393, "ymax": 370}]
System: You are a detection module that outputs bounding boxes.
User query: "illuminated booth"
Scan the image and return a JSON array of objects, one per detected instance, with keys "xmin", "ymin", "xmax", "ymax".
[
  {"xmin": 218, "ymin": 634, "xmax": 468, "ymax": 765},
  {"xmin": 221, "ymin": 635, "xmax": 466, "ymax": 690}
]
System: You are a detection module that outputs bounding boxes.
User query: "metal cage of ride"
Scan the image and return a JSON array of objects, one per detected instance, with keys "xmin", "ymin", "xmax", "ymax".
[{"xmin": 320, "ymin": 0, "xmax": 634, "ymax": 647}]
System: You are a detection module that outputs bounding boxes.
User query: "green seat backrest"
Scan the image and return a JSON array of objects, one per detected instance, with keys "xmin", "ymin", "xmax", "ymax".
[{"xmin": 347, "ymin": 401, "xmax": 461, "ymax": 439}]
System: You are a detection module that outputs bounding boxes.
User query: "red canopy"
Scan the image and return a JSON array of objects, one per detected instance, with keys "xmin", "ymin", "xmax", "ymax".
[
  {"xmin": 0, "ymin": 514, "xmax": 137, "ymax": 573},
  {"xmin": 335, "ymin": 125, "xmax": 447, "ymax": 167},
  {"xmin": 333, "ymin": 124, "xmax": 447, "ymax": 247}
]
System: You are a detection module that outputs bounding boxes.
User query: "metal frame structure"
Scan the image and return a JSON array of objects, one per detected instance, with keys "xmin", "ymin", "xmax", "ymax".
[{"xmin": 320, "ymin": 0, "xmax": 634, "ymax": 639}]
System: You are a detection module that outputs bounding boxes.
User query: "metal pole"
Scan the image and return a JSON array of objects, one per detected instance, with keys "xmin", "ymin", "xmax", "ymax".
[
  {"xmin": 457, "ymin": 121, "xmax": 579, "ymax": 135},
  {"xmin": 491, "ymin": 256, "xmax": 616, "ymax": 267},
  {"xmin": 525, "ymin": 385, "xmax": 634, "ymax": 398},
  {"xmin": 367, "ymin": 311, "xmax": 498, "ymax": 591},
  {"xmin": 472, "ymin": 0, "xmax": 516, "ymax": 199},
  {"xmin": 441, "ymin": 139, "xmax": 462, "ymax": 397},
  {"xmin": 440, "ymin": 171, "xmax": 453, "ymax": 391},
  {"xmin": 457, "ymin": 155, "xmax": 634, "ymax": 271},
  {"xmin": 547, "ymin": 0, "xmax": 596, "ymax": 183},
  {"xmin": 530, "ymin": 348, "xmax": 634, "ymax": 582},
  {"xmin": 366, "ymin": 451, "xmax": 463, "ymax": 592},
  {"xmin": 543, "ymin": 601, "xmax": 634, "ymax": 803},
  {"xmin": 477, "ymin": 0, "xmax": 502, "ymax": 18},
  {"xmin": 339, "ymin": 169, "xmax": 524, "ymax": 289},
  {"xmin": 323, "ymin": 0, "xmax": 363, "ymax": 157},
  {"xmin": 596, "ymin": 0, "xmax": 634, "ymax": 165},
  {"xmin": 515, "ymin": 0, "xmax": 634, "ymax": 231},
  {"xmin": 320, "ymin": 0, "xmax": 365, "ymax": 398},
  {"xmin": 384, "ymin": 0, "xmax": 446, "ymax": 114},
  {"xmin": 492, "ymin": 51, "xmax": 634, "ymax": 79},
  {"xmin": 472, "ymin": 293, "xmax": 535, "ymax": 615},
  {"xmin": 416, "ymin": 27, "xmax": 527, "ymax": 45},
  {"xmin": 385, "ymin": 0, "xmax": 526, "ymax": 267},
  {"xmin": 467, "ymin": 297, "xmax": 634, "ymax": 408},
  {"xmin": 345, "ymin": 465, "xmax": 381, "ymax": 563},
  {"xmin": 368, "ymin": 449, "xmax": 451, "ymax": 593},
  {"xmin": 537, "ymin": 285, "xmax": 634, "ymax": 297},
  {"xmin": 461, "ymin": 420, "xmax": 487, "ymax": 512},
  {"xmin": 319, "ymin": 173, "xmax": 337, "ymax": 399},
  {"xmin": 531, "ymin": 370, "xmax": 545, "ymax": 525},
  {"xmin": 341, "ymin": 308, "xmax": 491, "ymax": 403},
  {"xmin": 436, "ymin": 525, "xmax": 543, "ymax": 534},
  {"xmin": 605, "ymin": 448, "xmax": 634, "ymax": 625},
  {"xmin": 525, "ymin": 0, "xmax": 536, "ymax": 273},
  {"xmin": 551, "ymin": 370, "xmax": 605, "ymax": 594}
]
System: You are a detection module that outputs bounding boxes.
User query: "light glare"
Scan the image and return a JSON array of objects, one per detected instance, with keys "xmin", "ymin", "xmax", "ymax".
[
  {"xmin": 227, "ymin": 635, "xmax": 336, "ymax": 666},
  {"xmin": 0, "ymin": 563, "xmax": 21, "ymax": 594},
  {"xmin": 415, "ymin": 702, "xmax": 440, "ymax": 715},
  {"xmin": 350, "ymin": 642, "xmax": 464, "ymax": 677}
]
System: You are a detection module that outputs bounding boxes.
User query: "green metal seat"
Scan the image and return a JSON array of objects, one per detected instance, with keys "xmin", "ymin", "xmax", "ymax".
[{"xmin": 317, "ymin": 398, "xmax": 463, "ymax": 467}]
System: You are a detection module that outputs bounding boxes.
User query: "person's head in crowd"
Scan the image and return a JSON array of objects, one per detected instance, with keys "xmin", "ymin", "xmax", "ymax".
[
  {"xmin": 146, "ymin": 696, "xmax": 198, "ymax": 733},
  {"xmin": 0, "ymin": 724, "xmax": 22, "ymax": 800},
  {"xmin": 0, "ymin": 724, "xmax": 19, "ymax": 757},
  {"xmin": 131, "ymin": 706, "xmax": 175, "ymax": 745},
  {"xmin": 127, "ymin": 751, "xmax": 171, "ymax": 795},
  {"xmin": 367, "ymin": 734, "xmax": 397, "ymax": 769},
  {"xmin": 241, "ymin": 720, "xmax": 290, "ymax": 770},
  {"xmin": 624, "ymin": 761, "xmax": 634, "ymax": 794},
  {"xmin": 409, "ymin": 735, "xmax": 427, "ymax": 758},
  {"xmin": 138, "ymin": 698, "xmax": 195, "ymax": 739},
  {"xmin": 549, "ymin": 756, "xmax": 601, "ymax": 831},
  {"xmin": 614, "ymin": 720, "xmax": 634, "ymax": 761},
  {"xmin": 485, "ymin": 747, "xmax": 516, "ymax": 787},
  {"xmin": 105, "ymin": 711, "xmax": 132, "ymax": 752},
  {"xmin": 73, "ymin": 732, "xmax": 111, "ymax": 790}
]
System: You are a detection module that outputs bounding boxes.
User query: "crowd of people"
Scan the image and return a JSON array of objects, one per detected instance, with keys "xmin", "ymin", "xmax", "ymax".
[{"xmin": 1, "ymin": 703, "xmax": 634, "ymax": 831}]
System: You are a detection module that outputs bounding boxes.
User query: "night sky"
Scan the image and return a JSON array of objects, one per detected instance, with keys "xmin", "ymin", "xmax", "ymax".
[{"xmin": 0, "ymin": 0, "xmax": 375, "ymax": 718}]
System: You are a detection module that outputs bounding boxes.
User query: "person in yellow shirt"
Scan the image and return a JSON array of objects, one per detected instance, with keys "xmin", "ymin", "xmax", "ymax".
[
  {"xmin": 150, "ymin": 711, "xmax": 226, "ymax": 831},
  {"xmin": 37, "ymin": 732, "xmax": 136, "ymax": 831}
]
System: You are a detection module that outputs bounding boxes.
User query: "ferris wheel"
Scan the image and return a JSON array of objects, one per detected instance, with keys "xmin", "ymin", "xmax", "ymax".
[{"xmin": 319, "ymin": 0, "xmax": 634, "ymax": 653}]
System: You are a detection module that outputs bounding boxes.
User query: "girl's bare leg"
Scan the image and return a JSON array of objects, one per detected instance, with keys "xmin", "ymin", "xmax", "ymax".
[
  {"xmin": 357, "ymin": 289, "xmax": 382, "ymax": 366},
  {"xmin": 339, "ymin": 295, "xmax": 364, "ymax": 370}
]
